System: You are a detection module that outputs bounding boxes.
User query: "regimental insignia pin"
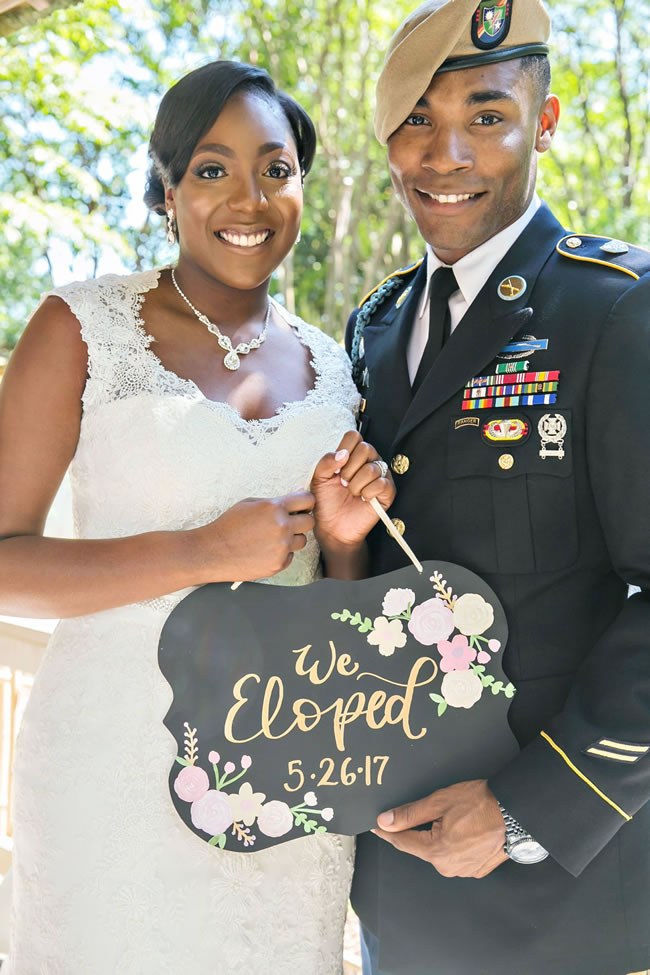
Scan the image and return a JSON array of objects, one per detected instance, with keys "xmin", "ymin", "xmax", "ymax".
[
  {"xmin": 565, "ymin": 236, "xmax": 583, "ymax": 249},
  {"xmin": 538, "ymin": 413, "xmax": 567, "ymax": 460},
  {"xmin": 396, "ymin": 286, "xmax": 412, "ymax": 309},
  {"xmin": 471, "ymin": 0, "xmax": 512, "ymax": 51},
  {"xmin": 497, "ymin": 275, "xmax": 527, "ymax": 301},
  {"xmin": 482, "ymin": 417, "xmax": 530, "ymax": 445},
  {"xmin": 600, "ymin": 239, "xmax": 629, "ymax": 255},
  {"xmin": 497, "ymin": 335, "xmax": 549, "ymax": 360},
  {"xmin": 362, "ymin": 368, "xmax": 370, "ymax": 388}
]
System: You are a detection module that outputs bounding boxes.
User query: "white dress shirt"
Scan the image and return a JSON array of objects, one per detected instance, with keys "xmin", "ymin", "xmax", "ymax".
[{"xmin": 407, "ymin": 196, "xmax": 542, "ymax": 383}]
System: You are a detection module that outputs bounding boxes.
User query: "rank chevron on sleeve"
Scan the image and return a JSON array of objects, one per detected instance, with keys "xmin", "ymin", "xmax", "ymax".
[{"xmin": 466, "ymin": 369, "xmax": 561, "ymax": 389}]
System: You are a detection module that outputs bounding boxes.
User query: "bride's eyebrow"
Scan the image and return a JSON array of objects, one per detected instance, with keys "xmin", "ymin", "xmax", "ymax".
[{"xmin": 192, "ymin": 141, "xmax": 288, "ymax": 158}]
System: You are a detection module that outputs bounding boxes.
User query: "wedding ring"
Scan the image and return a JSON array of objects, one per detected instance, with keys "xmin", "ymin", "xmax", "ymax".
[{"xmin": 374, "ymin": 459, "xmax": 389, "ymax": 478}]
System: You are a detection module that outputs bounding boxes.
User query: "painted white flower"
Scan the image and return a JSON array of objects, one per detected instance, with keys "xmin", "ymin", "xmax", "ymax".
[
  {"xmin": 381, "ymin": 588, "xmax": 415, "ymax": 618},
  {"xmin": 441, "ymin": 670, "xmax": 483, "ymax": 709},
  {"xmin": 367, "ymin": 616, "xmax": 407, "ymax": 656},
  {"xmin": 303, "ymin": 791, "xmax": 317, "ymax": 807},
  {"xmin": 321, "ymin": 808, "xmax": 334, "ymax": 822},
  {"xmin": 452, "ymin": 593, "xmax": 494, "ymax": 636},
  {"xmin": 227, "ymin": 781, "xmax": 266, "ymax": 827},
  {"xmin": 257, "ymin": 800, "xmax": 294, "ymax": 838}
]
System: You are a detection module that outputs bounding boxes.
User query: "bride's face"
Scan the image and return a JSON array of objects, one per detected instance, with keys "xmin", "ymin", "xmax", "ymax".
[{"xmin": 170, "ymin": 90, "xmax": 303, "ymax": 292}]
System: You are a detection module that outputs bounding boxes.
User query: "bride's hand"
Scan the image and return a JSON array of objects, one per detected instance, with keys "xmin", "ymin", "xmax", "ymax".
[{"xmin": 310, "ymin": 431, "xmax": 395, "ymax": 552}]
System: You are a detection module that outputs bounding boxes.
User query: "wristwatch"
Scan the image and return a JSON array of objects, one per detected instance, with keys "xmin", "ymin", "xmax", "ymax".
[{"xmin": 497, "ymin": 802, "xmax": 549, "ymax": 864}]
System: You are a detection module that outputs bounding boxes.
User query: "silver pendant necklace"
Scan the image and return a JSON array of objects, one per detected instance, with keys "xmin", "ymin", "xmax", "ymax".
[{"xmin": 171, "ymin": 268, "xmax": 270, "ymax": 371}]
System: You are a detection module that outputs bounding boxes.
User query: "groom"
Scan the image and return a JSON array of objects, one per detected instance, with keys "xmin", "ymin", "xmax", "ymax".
[{"xmin": 347, "ymin": 1, "xmax": 650, "ymax": 973}]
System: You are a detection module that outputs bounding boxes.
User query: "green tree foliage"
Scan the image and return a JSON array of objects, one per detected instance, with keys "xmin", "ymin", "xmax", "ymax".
[
  {"xmin": 1, "ymin": 0, "xmax": 648, "ymax": 351},
  {"xmin": 539, "ymin": 0, "xmax": 650, "ymax": 242}
]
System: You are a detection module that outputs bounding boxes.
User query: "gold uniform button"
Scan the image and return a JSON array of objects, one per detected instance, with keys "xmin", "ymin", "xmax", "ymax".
[
  {"xmin": 499, "ymin": 453, "xmax": 515, "ymax": 471},
  {"xmin": 391, "ymin": 454, "xmax": 410, "ymax": 475},
  {"xmin": 389, "ymin": 518, "xmax": 406, "ymax": 536}
]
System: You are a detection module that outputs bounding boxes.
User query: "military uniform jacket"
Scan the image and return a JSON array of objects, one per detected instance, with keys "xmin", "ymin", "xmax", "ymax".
[{"xmin": 346, "ymin": 204, "xmax": 650, "ymax": 975}]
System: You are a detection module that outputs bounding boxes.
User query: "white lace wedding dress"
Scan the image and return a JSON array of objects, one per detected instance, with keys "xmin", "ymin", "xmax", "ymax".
[{"xmin": 5, "ymin": 270, "xmax": 358, "ymax": 975}]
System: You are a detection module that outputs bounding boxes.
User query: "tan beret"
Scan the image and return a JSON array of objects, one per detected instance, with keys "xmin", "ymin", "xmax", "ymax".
[{"xmin": 375, "ymin": 0, "xmax": 551, "ymax": 144}]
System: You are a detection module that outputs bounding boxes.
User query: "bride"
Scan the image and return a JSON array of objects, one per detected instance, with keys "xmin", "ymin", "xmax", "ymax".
[{"xmin": 0, "ymin": 60, "xmax": 394, "ymax": 973}]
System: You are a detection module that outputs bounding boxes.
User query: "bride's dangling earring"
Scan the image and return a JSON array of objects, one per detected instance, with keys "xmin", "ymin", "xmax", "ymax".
[{"xmin": 166, "ymin": 209, "xmax": 177, "ymax": 245}]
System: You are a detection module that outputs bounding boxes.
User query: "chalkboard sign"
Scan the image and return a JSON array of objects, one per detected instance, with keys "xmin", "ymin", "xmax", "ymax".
[{"xmin": 158, "ymin": 561, "xmax": 517, "ymax": 853}]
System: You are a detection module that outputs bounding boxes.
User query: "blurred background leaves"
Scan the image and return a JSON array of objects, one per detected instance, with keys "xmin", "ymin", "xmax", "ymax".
[{"xmin": 0, "ymin": 0, "xmax": 648, "ymax": 349}]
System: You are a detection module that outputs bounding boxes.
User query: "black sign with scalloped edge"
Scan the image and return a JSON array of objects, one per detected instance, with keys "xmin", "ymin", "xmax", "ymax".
[{"xmin": 158, "ymin": 561, "xmax": 517, "ymax": 853}]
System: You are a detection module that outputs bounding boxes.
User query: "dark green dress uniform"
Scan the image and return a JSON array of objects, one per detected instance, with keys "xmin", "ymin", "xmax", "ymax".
[{"xmin": 346, "ymin": 204, "xmax": 650, "ymax": 975}]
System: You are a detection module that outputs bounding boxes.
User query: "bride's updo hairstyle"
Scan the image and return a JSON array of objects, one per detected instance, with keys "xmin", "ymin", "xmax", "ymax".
[{"xmin": 144, "ymin": 59, "xmax": 317, "ymax": 216}]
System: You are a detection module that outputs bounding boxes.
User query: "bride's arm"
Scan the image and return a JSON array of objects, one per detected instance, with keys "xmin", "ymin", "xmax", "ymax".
[{"xmin": 0, "ymin": 299, "xmax": 313, "ymax": 618}]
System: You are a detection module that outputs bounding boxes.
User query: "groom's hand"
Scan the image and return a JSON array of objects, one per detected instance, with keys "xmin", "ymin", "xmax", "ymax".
[{"xmin": 372, "ymin": 779, "xmax": 508, "ymax": 879}]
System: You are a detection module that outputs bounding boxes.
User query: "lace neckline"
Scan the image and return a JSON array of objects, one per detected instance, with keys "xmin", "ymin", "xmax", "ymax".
[{"xmin": 132, "ymin": 268, "xmax": 324, "ymax": 429}]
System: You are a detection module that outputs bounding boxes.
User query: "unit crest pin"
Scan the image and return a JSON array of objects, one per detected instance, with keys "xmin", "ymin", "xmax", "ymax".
[{"xmin": 538, "ymin": 413, "xmax": 567, "ymax": 461}]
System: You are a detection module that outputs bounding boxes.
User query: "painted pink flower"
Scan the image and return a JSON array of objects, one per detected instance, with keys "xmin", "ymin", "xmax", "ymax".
[
  {"xmin": 488, "ymin": 639, "xmax": 501, "ymax": 653},
  {"xmin": 437, "ymin": 634, "xmax": 477, "ymax": 672},
  {"xmin": 477, "ymin": 651, "xmax": 491, "ymax": 664},
  {"xmin": 408, "ymin": 599, "xmax": 455, "ymax": 646},
  {"xmin": 190, "ymin": 790, "xmax": 233, "ymax": 836},
  {"xmin": 241, "ymin": 755, "xmax": 252, "ymax": 769},
  {"xmin": 208, "ymin": 750, "xmax": 220, "ymax": 764},
  {"xmin": 257, "ymin": 800, "xmax": 294, "ymax": 838},
  {"xmin": 224, "ymin": 761, "xmax": 236, "ymax": 774},
  {"xmin": 174, "ymin": 764, "xmax": 210, "ymax": 803}
]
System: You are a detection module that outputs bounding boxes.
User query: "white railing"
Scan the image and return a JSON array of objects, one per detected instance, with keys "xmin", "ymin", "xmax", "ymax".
[{"xmin": 0, "ymin": 620, "xmax": 48, "ymax": 874}]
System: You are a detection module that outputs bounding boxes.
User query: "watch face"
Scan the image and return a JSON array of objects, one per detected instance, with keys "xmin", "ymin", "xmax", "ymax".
[{"xmin": 509, "ymin": 838, "xmax": 549, "ymax": 865}]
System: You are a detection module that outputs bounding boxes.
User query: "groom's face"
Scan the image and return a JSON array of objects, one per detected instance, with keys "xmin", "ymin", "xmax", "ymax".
[{"xmin": 387, "ymin": 59, "xmax": 558, "ymax": 265}]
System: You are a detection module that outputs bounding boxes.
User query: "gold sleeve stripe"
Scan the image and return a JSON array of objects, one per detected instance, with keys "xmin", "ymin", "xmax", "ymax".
[
  {"xmin": 599, "ymin": 739, "xmax": 649, "ymax": 753},
  {"xmin": 587, "ymin": 747, "xmax": 638, "ymax": 763},
  {"xmin": 540, "ymin": 731, "xmax": 633, "ymax": 822}
]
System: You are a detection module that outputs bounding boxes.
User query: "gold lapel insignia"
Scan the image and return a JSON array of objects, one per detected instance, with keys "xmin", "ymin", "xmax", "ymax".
[
  {"xmin": 497, "ymin": 276, "xmax": 527, "ymax": 301},
  {"xmin": 565, "ymin": 236, "xmax": 583, "ymax": 249}
]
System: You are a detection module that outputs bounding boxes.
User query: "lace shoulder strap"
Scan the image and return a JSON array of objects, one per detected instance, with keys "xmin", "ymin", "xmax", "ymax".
[{"xmin": 48, "ymin": 270, "xmax": 162, "ymax": 410}]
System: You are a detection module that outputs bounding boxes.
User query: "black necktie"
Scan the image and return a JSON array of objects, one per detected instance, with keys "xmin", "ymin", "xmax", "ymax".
[{"xmin": 412, "ymin": 266, "xmax": 458, "ymax": 392}]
